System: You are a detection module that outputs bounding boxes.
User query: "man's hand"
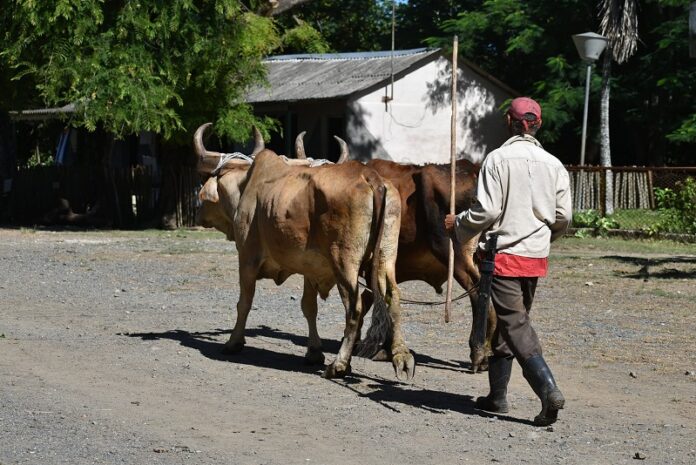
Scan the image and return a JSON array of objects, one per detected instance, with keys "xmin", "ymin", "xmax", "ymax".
[{"xmin": 444, "ymin": 214, "xmax": 457, "ymax": 232}]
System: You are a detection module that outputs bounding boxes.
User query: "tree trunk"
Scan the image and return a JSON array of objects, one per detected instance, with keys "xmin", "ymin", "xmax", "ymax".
[{"xmin": 599, "ymin": 50, "xmax": 614, "ymax": 215}]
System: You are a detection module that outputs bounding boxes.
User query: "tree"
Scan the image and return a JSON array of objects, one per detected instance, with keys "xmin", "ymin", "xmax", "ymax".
[
  {"xmin": 0, "ymin": 1, "xmax": 318, "ymax": 143},
  {"xmin": 428, "ymin": 1, "xmax": 593, "ymax": 150},
  {"xmin": 0, "ymin": 1, "xmax": 319, "ymax": 229},
  {"xmin": 395, "ymin": 1, "xmax": 474, "ymax": 49},
  {"xmin": 278, "ymin": 0, "xmax": 393, "ymax": 52},
  {"xmin": 598, "ymin": 0, "xmax": 639, "ymax": 214},
  {"xmin": 426, "ymin": 0, "xmax": 696, "ymax": 166}
]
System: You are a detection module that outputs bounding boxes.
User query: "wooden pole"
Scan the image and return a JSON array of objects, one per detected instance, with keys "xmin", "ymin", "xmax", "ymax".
[{"xmin": 445, "ymin": 36, "xmax": 458, "ymax": 323}]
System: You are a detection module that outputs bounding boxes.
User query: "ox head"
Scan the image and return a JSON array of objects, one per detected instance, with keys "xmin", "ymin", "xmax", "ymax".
[
  {"xmin": 194, "ymin": 123, "xmax": 262, "ymax": 241},
  {"xmin": 294, "ymin": 132, "xmax": 350, "ymax": 164}
]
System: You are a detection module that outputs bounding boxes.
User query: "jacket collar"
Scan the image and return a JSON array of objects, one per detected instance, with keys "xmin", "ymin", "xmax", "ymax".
[{"xmin": 501, "ymin": 134, "xmax": 543, "ymax": 148}]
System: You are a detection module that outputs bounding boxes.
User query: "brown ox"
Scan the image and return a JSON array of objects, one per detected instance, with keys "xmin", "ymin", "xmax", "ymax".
[
  {"xmin": 364, "ymin": 159, "xmax": 496, "ymax": 372},
  {"xmin": 295, "ymin": 138, "xmax": 496, "ymax": 372},
  {"xmin": 195, "ymin": 124, "xmax": 415, "ymax": 380}
]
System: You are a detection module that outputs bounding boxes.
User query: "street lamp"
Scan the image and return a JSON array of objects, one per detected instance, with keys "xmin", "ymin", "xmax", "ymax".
[{"xmin": 572, "ymin": 32, "xmax": 608, "ymax": 166}]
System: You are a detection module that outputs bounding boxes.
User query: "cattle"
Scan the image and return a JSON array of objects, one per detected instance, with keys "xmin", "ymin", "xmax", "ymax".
[
  {"xmin": 195, "ymin": 124, "xmax": 415, "ymax": 380},
  {"xmin": 295, "ymin": 138, "xmax": 496, "ymax": 372},
  {"xmin": 364, "ymin": 159, "xmax": 496, "ymax": 373}
]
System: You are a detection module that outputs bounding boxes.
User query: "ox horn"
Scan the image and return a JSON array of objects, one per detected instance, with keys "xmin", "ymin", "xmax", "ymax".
[
  {"xmin": 334, "ymin": 136, "xmax": 349, "ymax": 164},
  {"xmin": 194, "ymin": 123, "xmax": 223, "ymax": 176},
  {"xmin": 295, "ymin": 131, "xmax": 307, "ymax": 159},
  {"xmin": 251, "ymin": 126, "xmax": 265, "ymax": 157}
]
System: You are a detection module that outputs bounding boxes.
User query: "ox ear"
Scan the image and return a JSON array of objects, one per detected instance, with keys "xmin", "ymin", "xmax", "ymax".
[{"xmin": 199, "ymin": 177, "xmax": 220, "ymax": 203}]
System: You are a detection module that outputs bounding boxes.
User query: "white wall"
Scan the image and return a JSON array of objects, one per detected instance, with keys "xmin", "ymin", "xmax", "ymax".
[{"xmin": 347, "ymin": 57, "xmax": 512, "ymax": 164}]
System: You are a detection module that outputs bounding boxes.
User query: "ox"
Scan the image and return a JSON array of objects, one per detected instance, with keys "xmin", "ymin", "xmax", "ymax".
[
  {"xmin": 296, "ymin": 138, "xmax": 495, "ymax": 372},
  {"xmin": 195, "ymin": 124, "xmax": 415, "ymax": 380}
]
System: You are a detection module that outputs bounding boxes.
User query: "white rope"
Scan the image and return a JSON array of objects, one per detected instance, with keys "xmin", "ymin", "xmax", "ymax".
[
  {"xmin": 278, "ymin": 155, "xmax": 335, "ymax": 167},
  {"xmin": 307, "ymin": 158, "xmax": 334, "ymax": 167},
  {"xmin": 212, "ymin": 152, "xmax": 253, "ymax": 175}
]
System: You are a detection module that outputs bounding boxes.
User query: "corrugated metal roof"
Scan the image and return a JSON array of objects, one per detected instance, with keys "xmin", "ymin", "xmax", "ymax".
[{"xmin": 246, "ymin": 48, "xmax": 440, "ymax": 103}]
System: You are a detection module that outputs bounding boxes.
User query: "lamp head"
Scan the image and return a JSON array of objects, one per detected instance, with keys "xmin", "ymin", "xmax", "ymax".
[{"xmin": 572, "ymin": 32, "xmax": 609, "ymax": 63}]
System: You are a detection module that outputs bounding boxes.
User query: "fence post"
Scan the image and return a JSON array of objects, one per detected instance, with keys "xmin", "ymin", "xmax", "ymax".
[{"xmin": 599, "ymin": 168, "xmax": 605, "ymax": 216}]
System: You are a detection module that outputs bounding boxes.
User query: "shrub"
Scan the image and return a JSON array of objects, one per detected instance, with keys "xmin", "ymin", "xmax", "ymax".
[
  {"xmin": 652, "ymin": 177, "xmax": 696, "ymax": 234},
  {"xmin": 572, "ymin": 209, "xmax": 619, "ymax": 237}
]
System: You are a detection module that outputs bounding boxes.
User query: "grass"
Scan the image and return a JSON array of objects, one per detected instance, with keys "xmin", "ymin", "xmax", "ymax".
[{"xmin": 554, "ymin": 235, "xmax": 696, "ymax": 255}]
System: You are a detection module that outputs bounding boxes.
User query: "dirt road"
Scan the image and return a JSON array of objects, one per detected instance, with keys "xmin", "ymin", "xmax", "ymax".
[{"xmin": 1, "ymin": 229, "xmax": 695, "ymax": 464}]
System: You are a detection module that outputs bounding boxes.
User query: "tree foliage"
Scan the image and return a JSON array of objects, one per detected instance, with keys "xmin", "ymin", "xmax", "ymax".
[
  {"xmin": 277, "ymin": 0, "xmax": 394, "ymax": 52},
  {"xmin": 425, "ymin": 0, "xmax": 696, "ymax": 165},
  {"xmin": 0, "ymin": 1, "xmax": 283, "ymax": 142},
  {"xmin": 2, "ymin": 0, "xmax": 695, "ymax": 164}
]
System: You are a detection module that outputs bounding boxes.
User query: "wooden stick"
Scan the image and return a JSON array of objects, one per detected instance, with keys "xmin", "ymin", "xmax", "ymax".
[{"xmin": 445, "ymin": 35, "xmax": 458, "ymax": 323}]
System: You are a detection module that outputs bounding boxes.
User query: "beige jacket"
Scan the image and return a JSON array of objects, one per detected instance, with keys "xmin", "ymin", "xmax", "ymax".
[{"xmin": 454, "ymin": 134, "xmax": 572, "ymax": 258}]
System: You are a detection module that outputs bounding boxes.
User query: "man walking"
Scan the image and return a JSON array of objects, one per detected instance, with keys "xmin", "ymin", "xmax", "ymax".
[{"xmin": 445, "ymin": 97, "xmax": 572, "ymax": 426}]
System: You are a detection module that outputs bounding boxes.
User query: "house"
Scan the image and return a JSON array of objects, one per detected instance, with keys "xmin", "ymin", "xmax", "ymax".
[{"xmin": 247, "ymin": 48, "xmax": 518, "ymax": 164}]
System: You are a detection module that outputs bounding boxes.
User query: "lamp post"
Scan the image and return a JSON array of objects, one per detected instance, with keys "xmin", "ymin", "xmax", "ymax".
[{"xmin": 572, "ymin": 32, "xmax": 608, "ymax": 166}]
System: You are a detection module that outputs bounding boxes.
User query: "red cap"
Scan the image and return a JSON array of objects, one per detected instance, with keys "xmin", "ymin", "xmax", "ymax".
[{"xmin": 508, "ymin": 97, "xmax": 542, "ymax": 121}]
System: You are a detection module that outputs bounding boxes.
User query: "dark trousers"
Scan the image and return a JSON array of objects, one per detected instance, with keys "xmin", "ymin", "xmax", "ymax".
[{"xmin": 490, "ymin": 276, "xmax": 542, "ymax": 362}]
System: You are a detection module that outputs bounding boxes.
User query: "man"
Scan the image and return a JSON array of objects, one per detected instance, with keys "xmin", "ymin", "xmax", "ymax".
[{"xmin": 444, "ymin": 97, "xmax": 572, "ymax": 426}]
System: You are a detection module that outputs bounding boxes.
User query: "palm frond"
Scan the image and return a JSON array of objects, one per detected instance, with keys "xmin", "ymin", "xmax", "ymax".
[{"xmin": 598, "ymin": 0, "xmax": 639, "ymax": 64}]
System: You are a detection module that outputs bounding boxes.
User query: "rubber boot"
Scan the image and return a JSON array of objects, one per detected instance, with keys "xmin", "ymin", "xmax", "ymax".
[
  {"xmin": 475, "ymin": 356, "xmax": 513, "ymax": 413},
  {"xmin": 522, "ymin": 355, "xmax": 565, "ymax": 426}
]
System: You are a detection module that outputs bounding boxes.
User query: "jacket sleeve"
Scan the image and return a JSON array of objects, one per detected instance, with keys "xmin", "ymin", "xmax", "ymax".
[
  {"xmin": 550, "ymin": 168, "xmax": 572, "ymax": 242},
  {"xmin": 453, "ymin": 163, "xmax": 502, "ymax": 243}
]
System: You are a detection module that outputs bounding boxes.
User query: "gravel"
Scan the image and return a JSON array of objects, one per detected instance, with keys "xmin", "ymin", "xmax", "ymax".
[{"xmin": 1, "ymin": 228, "xmax": 695, "ymax": 465}]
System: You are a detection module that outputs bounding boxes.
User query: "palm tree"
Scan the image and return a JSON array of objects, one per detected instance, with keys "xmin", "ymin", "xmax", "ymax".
[{"xmin": 598, "ymin": 0, "xmax": 639, "ymax": 215}]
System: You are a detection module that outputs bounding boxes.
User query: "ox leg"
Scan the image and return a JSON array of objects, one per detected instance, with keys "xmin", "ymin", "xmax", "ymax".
[
  {"xmin": 383, "ymin": 269, "xmax": 416, "ymax": 380},
  {"xmin": 324, "ymin": 272, "xmax": 363, "ymax": 379},
  {"xmin": 358, "ymin": 289, "xmax": 373, "ymax": 340},
  {"xmin": 452, "ymin": 250, "xmax": 496, "ymax": 374},
  {"xmin": 301, "ymin": 278, "xmax": 324, "ymax": 365},
  {"xmin": 355, "ymin": 289, "xmax": 391, "ymax": 360},
  {"xmin": 433, "ymin": 237, "xmax": 495, "ymax": 373},
  {"xmin": 454, "ymin": 243, "xmax": 498, "ymax": 373},
  {"xmin": 224, "ymin": 265, "xmax": 257, "ymax": 354}
]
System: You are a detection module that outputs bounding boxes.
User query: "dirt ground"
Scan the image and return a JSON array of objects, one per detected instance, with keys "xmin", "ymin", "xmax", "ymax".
[{"xmin": 1, "ymin": 228, "xmax": 695, "ymax": 465}]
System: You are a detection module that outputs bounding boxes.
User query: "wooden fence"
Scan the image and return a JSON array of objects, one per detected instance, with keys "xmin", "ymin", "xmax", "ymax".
[
  {"xmin": 567, "ymin": 166, "xmax": 696, "ymax": 213},
  {"xmin": 3, "ymin": 165, "xmax": 200, "ymax": 228}
]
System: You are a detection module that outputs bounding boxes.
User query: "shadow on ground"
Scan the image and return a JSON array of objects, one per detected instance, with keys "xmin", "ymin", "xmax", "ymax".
[
  {"xmin": 603, "ymin": 255, "xmax": 696, "ymax": 280},
  {"xmin": 121, "ymin": 326, "xmax": 531, "ymax": 424}
]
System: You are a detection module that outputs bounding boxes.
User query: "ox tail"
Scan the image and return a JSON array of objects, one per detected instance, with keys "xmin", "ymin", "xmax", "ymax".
[{"xmin": 356, "ymin": 180, "xmax": 393, "ymax": 358}]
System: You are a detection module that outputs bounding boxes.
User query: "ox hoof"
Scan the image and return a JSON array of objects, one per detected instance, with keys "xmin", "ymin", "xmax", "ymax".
[
  {"xmin": 470, "ymin": 349, "xmax": 489, "ymax": 374},
  {"xmin": 222, "ymin": 341, "xmax": 245, "ymax": 355},
  {"xmin": 392, "ymin": 351, "xmax": 416, "ymax": 381},
  {"xmin": 323, "ymin": 361, "xmax": 352, "ymax": 379},
  {"xmin": 304, "ymin": 347, "xmax": 325, "ymax": 365}
]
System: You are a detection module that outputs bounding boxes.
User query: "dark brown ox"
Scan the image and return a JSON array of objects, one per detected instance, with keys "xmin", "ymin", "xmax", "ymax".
[
  {"xmin": 364, "ymin": 159, "xmax": 496, "ymax": 372},
  {"xmin": 195, "ymin": 124, "xmax": 415, "ymax": 380},
  {"xmin": 295, "ymin": 137, "xmax": 495, "ymax": 372}
]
